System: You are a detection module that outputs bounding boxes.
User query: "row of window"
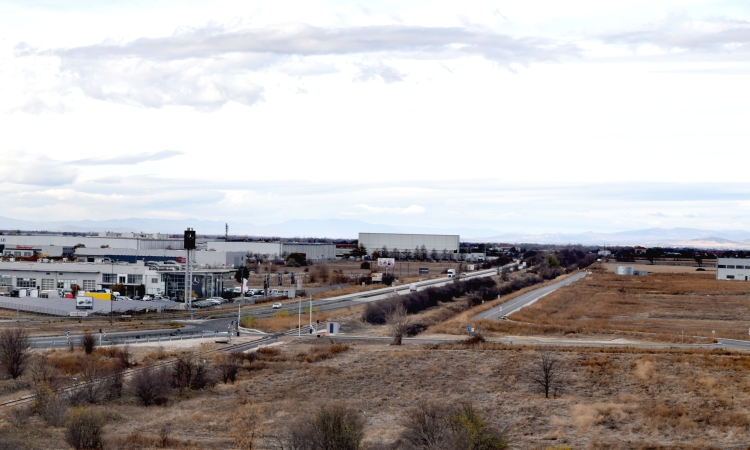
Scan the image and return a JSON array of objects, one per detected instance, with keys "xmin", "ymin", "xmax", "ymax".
[
  {"xmin": 718, "ymin": 265, "xmax": 748, "ymax": 269},
  {"xmin": 2, "ymin": 274, "xmax": 160, "ymax": 288}
]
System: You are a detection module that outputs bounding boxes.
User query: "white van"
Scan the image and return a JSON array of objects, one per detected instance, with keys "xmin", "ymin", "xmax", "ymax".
[{"xmin": 447, "ymin": 269, "xmax": 456, "ymax": 278}]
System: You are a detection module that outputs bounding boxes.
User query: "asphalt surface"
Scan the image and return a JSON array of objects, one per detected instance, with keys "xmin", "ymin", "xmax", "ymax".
[
  {"xmin": 28, "ymin": 265, "xmax": 514, "ymax": 348},
  {"xmin": 472, "ymin": 271, "xmax": 589, "ymax": 320}
]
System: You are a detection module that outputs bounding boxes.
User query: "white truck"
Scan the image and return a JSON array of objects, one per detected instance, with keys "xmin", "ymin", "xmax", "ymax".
[
  {"xmin": 447, "ymin": 269, "xmax": 456, "ymax": 278},
  {"xmin": 409, "ymin": 283, "xmax": 418, "ymax": 292}
]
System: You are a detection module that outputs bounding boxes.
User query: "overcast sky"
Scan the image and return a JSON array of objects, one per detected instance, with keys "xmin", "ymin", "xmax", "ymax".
[{"xmin": 2, "ymin": 0, "xmax": 750, "ymax": 235}]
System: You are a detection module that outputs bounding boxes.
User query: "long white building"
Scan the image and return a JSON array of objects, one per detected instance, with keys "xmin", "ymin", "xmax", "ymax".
[
  {"xmin": 716, "ymin": 258, "xmax": 750, "ymax": 281},
  {"xmin": 358, "ymin": 233, "xmax": 460, "ymax": 256}
]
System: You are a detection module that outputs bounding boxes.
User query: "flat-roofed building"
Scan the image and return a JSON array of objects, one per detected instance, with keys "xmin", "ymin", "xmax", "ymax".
[{"xmin": 716, "ymin": 258, "xmax": 750, "ymax": 281}]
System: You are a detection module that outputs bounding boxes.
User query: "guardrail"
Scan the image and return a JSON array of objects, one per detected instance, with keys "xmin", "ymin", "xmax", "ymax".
[{"xmin": 31, "ymin": 330, "xmax": 234, "ymax": 349}]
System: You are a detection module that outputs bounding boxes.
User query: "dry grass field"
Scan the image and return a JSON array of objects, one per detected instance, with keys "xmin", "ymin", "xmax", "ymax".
[
  {"xmin": 601, "ymin": 262, "xmax": 716, "ymax": 274},
  {"xmin": 478, "ymin": 268, "xmax": 750, "ymax": 342},
  {"xmin": 3, "ymin": 340, "xmax": 750, "ymax": 449}
]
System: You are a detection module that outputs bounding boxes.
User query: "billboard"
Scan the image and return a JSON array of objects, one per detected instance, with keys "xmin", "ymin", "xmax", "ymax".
[
  {"xmin": 377, "ymin": 258, "xmax": 395, "ymax": 267},
  {"xmin": 76, "ymin": 297, "xmax": 94, "ymax": 310},
  {"xmin": 371, "ymin": 273, "xmax": 383, "ymax": 282},
  {"xmin": 419, "ymin": 268, "xmax": 429, "ymax": 275}
]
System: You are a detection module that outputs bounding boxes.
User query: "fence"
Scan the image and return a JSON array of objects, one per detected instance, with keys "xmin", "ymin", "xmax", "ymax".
[
  {"xmin": 31, "ymin": 330, "xmax": 234, "ymax": 349},
  {"xmin": 0, "ymin": 301, "xmax": 69, "ymax": 317}
]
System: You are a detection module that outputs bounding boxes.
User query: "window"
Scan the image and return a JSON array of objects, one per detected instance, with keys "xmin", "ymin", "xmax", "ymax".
[
  {"xmin": 718, "ymin": 265, "xmax": 726, "ymax": 268},
  {"xmin": 151, "ymin": 278, "xmax": 159, "ymax": 284},
  {"xmin": 727, "ymin": 265, "xmax": 735, "ymax": 269},
  {"xmin": 727, "ymin": 275, "xmax": 735, "ymax": 279},
  {"xmin": 82, "ymin": 280, "xmax": 96, "ymax": 290},
  {"xmin": 738, "ymin": 265, "xmax": 745, "ymax": 269},
  {"xmin": 57, "ymin": 279, "xmax": 77, "ymax": 289},
  {"xmin": 102, "ymin": 273, "xmax": 117, "ymax": 283},
  {"xmin": 41, "ymin": 279, "xmax": 55, "ymax": 290},
  {"xmin": 127, "ymin": 274, "xmax": 143, "ymax": 284},
  {"xmin": 17, "ymin": 278, "xmax": 36, "ymax": 288},
  {"xmin": 0, "ymin": 277, "xmax": 11, "ymax": 286}
]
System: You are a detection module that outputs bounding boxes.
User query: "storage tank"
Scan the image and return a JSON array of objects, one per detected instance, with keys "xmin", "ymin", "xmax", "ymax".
[{"xmin": 615, "ymin": 266, "xmax": 634, "ymax": 275}]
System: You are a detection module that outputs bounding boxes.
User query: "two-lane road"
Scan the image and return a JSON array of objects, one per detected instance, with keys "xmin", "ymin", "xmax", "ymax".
[{"xmin": 473, "ymin": 271, "xmax": 588, "ymax": 321}]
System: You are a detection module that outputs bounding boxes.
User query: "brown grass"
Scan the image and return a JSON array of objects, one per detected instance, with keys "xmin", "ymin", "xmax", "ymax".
[{"xmin": 480, "ymin": 271, "xmax": 750, "ymax": 342}]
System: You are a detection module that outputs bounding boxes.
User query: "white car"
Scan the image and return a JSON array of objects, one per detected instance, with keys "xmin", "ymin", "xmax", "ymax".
[
  {"xmin": 272, "ymin": 303, "xmax": 283, "ymax": 309},
  {"xmin": 142, "ymin": 295, "xmax": 152, "ymax": 301}
]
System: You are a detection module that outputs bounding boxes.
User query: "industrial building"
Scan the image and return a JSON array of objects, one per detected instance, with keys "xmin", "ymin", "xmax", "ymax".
[
  {"xmin": 716, "ymin": 258, "xmax": 750, "ymax": 280},
  {"xmin": 205, "ymin": 241, "xmax": 336, "ymax": 261},
  {"xmin": 0, "ymin": 261, "xmax": 232, "ymax": 297},
  {"xmin": 74, "ymin": 247, "xmax": 248, "ymax": 267},
  {"xmin": 358, "ymin": 233, "xmax": 460, "ymax": 257}
]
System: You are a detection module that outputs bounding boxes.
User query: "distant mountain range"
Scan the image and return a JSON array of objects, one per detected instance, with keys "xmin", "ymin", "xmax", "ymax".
[{"xmin": 1, "ymin": 216, "xmax": 750, "ymax": 248}]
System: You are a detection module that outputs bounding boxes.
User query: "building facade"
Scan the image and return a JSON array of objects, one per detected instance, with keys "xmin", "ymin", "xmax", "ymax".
[
  {"xmin": 0, "ymin": 261, "xmax": 232, "ymax": 297},
  {"xmin": 358, "ymin": 233, "xmax": 460, "ymax": 257},
  {"xmin": 716, "ymin": 258, "xmax": 750, "ymax": 280}
]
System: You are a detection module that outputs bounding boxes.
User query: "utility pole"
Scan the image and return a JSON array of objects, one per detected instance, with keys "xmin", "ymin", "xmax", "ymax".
[
  {"xmin": 309, "ymin": 295, "xmax": 312, "ymax": 332},
  {"xmin": 298, "ymin": 296, "xmax": 301, "ymax": 338}
]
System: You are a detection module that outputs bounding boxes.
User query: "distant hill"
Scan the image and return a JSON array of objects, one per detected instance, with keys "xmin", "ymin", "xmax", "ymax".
[{"xmin": 2, "ymin": 215, "xmax": 750, "ymax": 248}]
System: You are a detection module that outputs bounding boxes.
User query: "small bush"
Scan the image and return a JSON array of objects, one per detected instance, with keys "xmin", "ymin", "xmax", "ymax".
[
  {"xmin": 171, "ymin": 355, "xmax": 217, "ymax": 390},
  {"xmin": 132, "ymin": 366, "xmax": 172, "ymax": 406},
  {"xmin": 65, "ymin": 407, "xmax": 105, "ymax": 450},
  {"xmin": 81, "ymin": 332, "xmax": 97, "ymax": 355},
  {"xmin": 360, "ymin": 261, "xmax": 371, "ymax": 270},
  {"xmin": 279, "ymin": 402, "xmax": 365, "ymax": 450},
  {"xmin": 32, "ymin": 383, "xmax": 69, "ymax": 427}
]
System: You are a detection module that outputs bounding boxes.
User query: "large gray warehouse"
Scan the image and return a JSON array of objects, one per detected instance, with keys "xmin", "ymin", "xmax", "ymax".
[{"xmin": 358, "ymin": 233, "xmax": 459, "ymax": 257}]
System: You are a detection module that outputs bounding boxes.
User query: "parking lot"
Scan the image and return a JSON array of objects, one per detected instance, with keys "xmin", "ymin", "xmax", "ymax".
[{"xmin": 0, "ymin": 296, "xmax": 182, "ymax": 316}]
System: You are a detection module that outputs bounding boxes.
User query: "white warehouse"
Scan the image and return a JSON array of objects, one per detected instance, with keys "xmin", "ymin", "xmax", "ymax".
[
  {"xmin": 358, "ymin": 233, "xmax": 460, "ymax": 257},
  {"xmin": 716, "ymin": 258, "xmax": 750, "ymax": 281}
]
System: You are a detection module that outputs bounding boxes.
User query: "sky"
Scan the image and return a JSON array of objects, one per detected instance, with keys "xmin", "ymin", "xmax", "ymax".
[{"xmin": 1, "ymin": 0, "xmax": 750, "ymax": 235}]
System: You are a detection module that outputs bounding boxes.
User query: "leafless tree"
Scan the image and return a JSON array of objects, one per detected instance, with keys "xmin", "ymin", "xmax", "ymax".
[
  {"xmin": 0, "ymin": 327, "xmax": 30, "ymax": 379},
  {"xmin": 273, "ymin": 402, "xmax": 364, "ymax": 450},
  {"xmin": 70, "ymin": 356, "xmax": 109, "ymax": 405},
  {"xmin": 401, "ymin": 401, "xmax": 454, "ymax": 450},
  {"xmin": 28, "ymin": 354, "xmax": 62, "ymax": 390},
  {"xmin": 401, "ymin": 400, "xmax": 509, "ymax": 450},
  {"xmin": 217, "ymin": 353, "xmax": 243, "ymax": 384},
  {"xmin": 386, "ymin": 303, "xmax": 411, "ymax": 346},
  {"xmin": 527, "ymin": 347, "xmax": 565, "ymax": 398},
  {"xmin": 81, "ymin": 332, "xmax": 96, "ymax": 355},
  {"xmin": 132, "ymin": 366, "xmax": 172, "ymax": 406}
]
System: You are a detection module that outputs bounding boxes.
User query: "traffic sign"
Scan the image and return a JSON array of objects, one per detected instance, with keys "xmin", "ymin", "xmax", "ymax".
[
  {"xmin": 66, "ymin": 330, "xmax": 70, "ymax": 339},
  {"xmin": 467, "ymin": 325, "xmax": 471, "ymax": 334}
]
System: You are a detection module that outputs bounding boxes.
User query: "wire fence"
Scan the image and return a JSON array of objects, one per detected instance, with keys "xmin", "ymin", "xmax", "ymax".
[{"xmin": 31, "ymin": 330, "xmax": 235, "ymax": 349}]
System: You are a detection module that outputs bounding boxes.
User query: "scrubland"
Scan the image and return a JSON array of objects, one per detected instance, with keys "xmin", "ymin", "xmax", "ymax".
[
  {"xmin": 3, "ymin": 339, "xmax": 750, "ymax": 449},
  {"xmin": 475, "ymin": 270, "xmax": 750, "ymax": 342}
]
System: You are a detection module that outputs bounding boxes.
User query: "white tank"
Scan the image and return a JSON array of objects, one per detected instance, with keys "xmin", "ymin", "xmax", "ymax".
[{"xmin": 615, "ymin": 266, "xmax": 634, "ymax": 275}]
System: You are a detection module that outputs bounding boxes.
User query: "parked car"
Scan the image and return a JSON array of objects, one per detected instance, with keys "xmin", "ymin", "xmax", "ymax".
[
  {"xmin": 118, "ymin": 296, "xmax": 132, "ymax": 302},
  {"xmin": 272, "ymin": 303, "xmax": 283, "ymax": 309},
  {"xmin": 142, "ymin": 295, "xmax": 152, "ymax": 301},
  {"xmin": 132, "ymin": 296, "xmax": 142, "ymax": 301}
]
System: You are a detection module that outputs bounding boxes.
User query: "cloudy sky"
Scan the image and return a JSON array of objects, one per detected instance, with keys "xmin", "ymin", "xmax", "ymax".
[{"xmin": 2, "ymin": 0, "xmax": 750, "ymax": 235}]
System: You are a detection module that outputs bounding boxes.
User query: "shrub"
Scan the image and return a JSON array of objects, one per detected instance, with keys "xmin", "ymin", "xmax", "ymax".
[
  {"xmin": 65, "ymin": 407, "xmax": 105, "ymax": 450},
  {"xmin": 132, "ymin": 366, "xmax": 172, "ymax": 406},
  {"xmin": 0, "ymin": 327, "xmax": 30, "ymax": 379},
  {"xmin": 32, "ymin": 383, "xmax": 69, "ymax": 426},
  {"xmin": 81, "ymin": 332, "xmax": 96, "ymax": 355},
  {"xmin": 171, "ymin": 355, "xmax": 217, "ymax": 390},
  {"xmin": 217, "ymin": 353, "xmax": 243, "ymax": 384},
  {"xmin": 360, "ymin": 261, "xmax": 371, "ymax": 270},
  {"xmin": 401, "ymin": 401, "xmax": 508, "ymax": 450},
  {"xmin": 283, "ymin": 402, "xmax": 365, "ymax": 450}
]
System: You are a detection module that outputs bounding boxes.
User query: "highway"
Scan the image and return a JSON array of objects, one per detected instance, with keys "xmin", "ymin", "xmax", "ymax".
[
  {"xmin": 27, "ymin": 265, "xmax": 514, "ymax": 348},
  {"xmin": 472, "ymin": 271, "xmax": 588, "ymax": 320}
]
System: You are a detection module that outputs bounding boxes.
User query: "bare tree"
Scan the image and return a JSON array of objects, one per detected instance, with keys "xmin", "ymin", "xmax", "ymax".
[
  {"xmin": 401, "ymin": 401, "xmax": 454, "ymax": 450},
  {"xmin": 28, "ymin": 354, "xmax": 62, "ymax": 390},
  {"xmin": 217, "ymin": 353, "xmax": 243, "ymax": 384},
  {"xmin": 527, "ymin": 347, "xmax": 565, "ymax": 398},
  {"xmin": 132, "ymin": 366, "xmax": 172, "ymax": 406},
  {"xmin": 81, "ymin": 332, "xmax": 96, "ymax": 355},
  {"xmin": 70, "ymin": 356, "xmax": 108, "ymax": 405},
  {"xmin": 386, "ymin": 303, "xmax": 411, "ymax": 346},
  {"xmin": 401, "ymin": 400, "xmax": 508, "ymax": 450},
  {"xmin": 275, "ymin": 402, "xmax": 364, "ymax": 450},
  {"xmin": 0, "ymin": 327, "xmax": 30, "ymax": 379}
]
